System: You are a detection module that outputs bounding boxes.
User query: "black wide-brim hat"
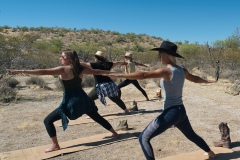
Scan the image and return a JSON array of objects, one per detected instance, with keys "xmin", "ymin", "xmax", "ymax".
[{"xmin": 151, "ymin": 41, "xmax": 184, "ymax": 58}]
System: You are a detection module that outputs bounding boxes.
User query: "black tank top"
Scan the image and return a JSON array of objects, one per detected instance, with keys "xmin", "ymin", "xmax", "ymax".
[
  {"xmin": 60, "ymin": 76, "xmax": 82, "ymax": 91},
  {"xmin": 90, "ymin": 62, "xmax": 113, "ymax": 83}
]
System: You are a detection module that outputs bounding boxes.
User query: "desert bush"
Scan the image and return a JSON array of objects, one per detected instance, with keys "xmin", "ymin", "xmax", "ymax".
[
  {"xmin": 232, "ymin": 80, "xmax": 240, "ymax": 94},
  {"xmin": 0, "ymin": 86, "xmax": 17, "ymax": 103},
  {"xmin": 220, "ymin": 69, "xmax": 240, "ymax": 82},
  {"xmin": 5, "ymin": 77, "xmax": 19, "ymax": 88},
  {"xmin": 1, "ymin": 26, "xmax": 239, "ymax": 83},
  {"xmin": 82, "ymin": 75, "xmax": 95, "ymax": 88},
  {"xmin": 0, "ymin": 77, "xmax": 19, "ymax": 88},
  {"xmin": 26, "ymin": 77, "xmax": 46, "ymax": 88},
  {"xmin": 54, "ymin": 79, "xmax": 63, "ymax": 91}
]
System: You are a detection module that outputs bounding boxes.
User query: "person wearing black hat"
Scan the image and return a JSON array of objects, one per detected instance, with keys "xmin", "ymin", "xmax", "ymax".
[
  {"xmin": 80, "ymin": 51, "xmax": 130, "ymax": 114},
  {"xmin": 117, "ymin": 51, "xmax": 150, "ymax": 101},
  {"xmin": 103, "ymin": 41, "xmax": 216, "ymax": 159}
]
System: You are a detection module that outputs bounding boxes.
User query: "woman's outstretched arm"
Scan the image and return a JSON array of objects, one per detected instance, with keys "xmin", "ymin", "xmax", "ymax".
[
  {"xmin": 7, "ymin": 66, "xmax": 64, "ymax": 76},
  {"xmin": 103, "ymin": 68, "xmax": 169, "ymax": 80},
  {"xmin": 184, "ymin": 68, "xmax": 215, "ymax": 83},
  {"xmin": 112, "ymin": 61, "xmax": 125, "ymax": 68},
  {"xmin": 82, "ymin": 66, "xmax": 114, "ymax": 75},
  {"xmin": 134, "ymin": 61, "xmax": 150, "ymax": 68}
]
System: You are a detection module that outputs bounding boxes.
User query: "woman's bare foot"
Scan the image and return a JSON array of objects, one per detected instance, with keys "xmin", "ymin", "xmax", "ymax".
[
  {"xmin": 44, "ymin": 146, "xmax": 60, "ymax": 153},
  {"xmin": 104, "ymin": 133, "xmax": 119, "ymax": 139},
  {"xmin": 204, "ymin": 150, "xmax": 216, "ymax": 158},
  {"xmin": 109, "ymin": 128, "xmax": 119, "ymax": 138}
]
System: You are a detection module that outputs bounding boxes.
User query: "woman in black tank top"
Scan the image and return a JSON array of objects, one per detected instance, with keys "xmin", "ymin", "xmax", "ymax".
[{"xmin": 8, "ymin": 50, "xmax": 119, "ymax": 153}]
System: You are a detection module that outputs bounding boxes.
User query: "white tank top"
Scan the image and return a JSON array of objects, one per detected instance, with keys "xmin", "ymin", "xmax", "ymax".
[
  {"xmin": 125, "ymin": 62, "xmax": 136, "ymax": 73},
  {"xmin": 160, "ymin": 65, "xmax": 185, "ymax": 110}
]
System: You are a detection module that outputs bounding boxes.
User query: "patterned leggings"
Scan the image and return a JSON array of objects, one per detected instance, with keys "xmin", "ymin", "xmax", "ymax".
[{"xmin": 138, "ymin": 105, "xmax": 211, "ymax": 160}]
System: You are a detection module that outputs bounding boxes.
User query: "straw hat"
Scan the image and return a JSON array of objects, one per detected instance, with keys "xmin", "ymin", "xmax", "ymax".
[
  {"xmin": 94, "ymin": 51, "xmax": 106, "ymax": 58},
  {"xmin": 124, "ymin": 51, "xmax": 132, "ymax": 58}
]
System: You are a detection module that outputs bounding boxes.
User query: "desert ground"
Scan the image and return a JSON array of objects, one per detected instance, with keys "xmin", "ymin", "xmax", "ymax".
[{"xmin": 0, "ymin": 75, "xmax": 240, "ymax": 160}]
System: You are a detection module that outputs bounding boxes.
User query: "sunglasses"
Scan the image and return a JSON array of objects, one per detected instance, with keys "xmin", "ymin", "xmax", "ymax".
[{"xmin": 60, "ymin": 55, "xmax": 67, "ymax": 59}]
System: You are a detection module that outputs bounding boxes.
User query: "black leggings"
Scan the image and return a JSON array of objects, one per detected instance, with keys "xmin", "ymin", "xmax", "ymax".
[
  {"xmin": 44, "ymin": 108, "xmax": 112, "ymax": 137},
  {"xmin": 117, "ymin": 79, "xmax": 148, "ymax": 99},
  {"xmin": 88, "ymin": 87, "xmax": 127, "ymax": 110}
]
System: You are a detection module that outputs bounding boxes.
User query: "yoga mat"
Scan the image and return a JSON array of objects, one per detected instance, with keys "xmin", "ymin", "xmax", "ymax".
[
  {"xmin": 0, "ymin": 131, "xmax": 137, "ymax": 160},
  {"xmin": 159, "ymin": 147, "xmax": 240, "ymax": 160}
]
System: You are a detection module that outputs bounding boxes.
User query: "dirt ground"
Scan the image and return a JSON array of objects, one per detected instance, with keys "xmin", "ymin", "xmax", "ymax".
[{"xmin": 0, "ymin": 75, "xmax": 240, "ymax": 160}]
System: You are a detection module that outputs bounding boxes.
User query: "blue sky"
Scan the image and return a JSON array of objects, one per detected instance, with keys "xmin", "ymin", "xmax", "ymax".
[{"xmin": 0, "ymin": 0, "xmax": 239, "ymax": 45}]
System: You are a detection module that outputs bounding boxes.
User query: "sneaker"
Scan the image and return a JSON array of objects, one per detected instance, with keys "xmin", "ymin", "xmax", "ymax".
[
  {"xmin": 115, "ymin": 120, "xmax": 128, "ymax": 131},
  {"xmin": 127, "ymin": 100, "xmax": 138, "ymax": 111}
]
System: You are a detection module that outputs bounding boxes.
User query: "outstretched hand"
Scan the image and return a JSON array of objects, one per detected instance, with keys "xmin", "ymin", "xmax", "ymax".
[
  {"xmin": 109, "ymin": 71, "xmax": 116, "ymax": 74},
  {"xmin": 6, "ymin": 69, "xmax": 26, "ymax": 74}
]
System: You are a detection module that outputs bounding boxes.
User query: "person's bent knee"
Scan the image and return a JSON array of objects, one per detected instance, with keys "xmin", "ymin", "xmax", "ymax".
[
  {"xmin": 138, "ymin": 132, "xmax": 144, "ymax": 143},
  {"xmin": 43, "ymin": 117, "xmax": 51, "ymax": 126}
]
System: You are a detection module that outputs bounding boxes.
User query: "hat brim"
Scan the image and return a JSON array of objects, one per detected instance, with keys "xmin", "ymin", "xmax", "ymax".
[
  {"xmin": 151, "ymin": 48, "xmax": 184, "ymax": 58},
  {"xmin": 94, "ymin": 54, "xmax": 107, "ymax": 60},
  {"xmin": 123, "ymin": 55, "xmax": 132, "ymax": 58},
  {"xmin": 94, "ymin": 54, "xmax": 104, "ymax": 58}
]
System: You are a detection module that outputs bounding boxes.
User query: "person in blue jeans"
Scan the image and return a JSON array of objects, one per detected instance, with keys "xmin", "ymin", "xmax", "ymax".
[
  {"xmin": 104, "ymin": 41, "xmax": 216, "ymax": 159},
  {"xmin": 118, "ymin": 51, "xmax": 150, "ymax": 101}
]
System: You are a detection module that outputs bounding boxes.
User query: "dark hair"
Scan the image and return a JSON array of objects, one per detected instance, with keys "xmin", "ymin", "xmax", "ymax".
[
  {"xmin": 63, "ymin": 50, "xmax": 83, "ymax": 76},
  {"xmin": 94, "ymin": 55, "xmax": 110, "ymax": 68}
]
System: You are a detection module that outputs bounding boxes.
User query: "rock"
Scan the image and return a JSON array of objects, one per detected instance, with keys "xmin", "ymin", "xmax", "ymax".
[{"xmin": 225, "ymin": 80, "xmax": 240, "ymax": 96}]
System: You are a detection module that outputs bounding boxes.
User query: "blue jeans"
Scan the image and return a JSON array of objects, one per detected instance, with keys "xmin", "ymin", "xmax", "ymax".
[{"xmin": 138, "ymin": 105, "xmax": 211, "ymax": 160}]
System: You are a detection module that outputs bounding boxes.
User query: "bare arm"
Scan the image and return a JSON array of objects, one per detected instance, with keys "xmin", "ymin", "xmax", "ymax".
[
  {"xmin": 103, "ymin": 68, "xmax": 169, "ymax": 80},
  {"xmin": 184, "ymin": 68, "xmax": 214, "ymax": 83},
  {"xmin": 80, "ymin": 62, "xmax": 92, "ymax": 69},
  {"xmin": 134, "ymin": 61, "xmax": 150, "ymax": 68},
  {"xmin": 8, "ymin": 66, "xmax": 65, "ymax": 76},
  {"xmin": 112, "ymin": 61, "xmax": 125, "ymax": 68},
  {"xmin": 82, "ymin": 66, "xmax": 114, "ymax": 75}
]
